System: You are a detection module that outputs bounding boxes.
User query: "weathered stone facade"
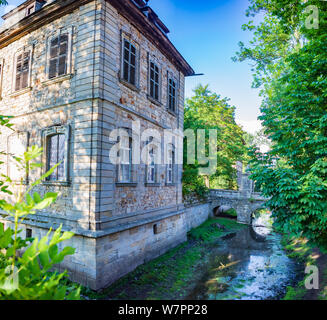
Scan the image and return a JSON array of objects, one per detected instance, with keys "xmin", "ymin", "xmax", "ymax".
[{"xmin": 0, "ymin": 0, "xmax": 196, "ymax": 290}]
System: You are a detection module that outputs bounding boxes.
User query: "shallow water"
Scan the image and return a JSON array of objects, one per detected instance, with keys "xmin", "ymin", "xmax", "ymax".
[{"xmin": 188, "ymin": 216, "xmax": 302, "ymax": 300}]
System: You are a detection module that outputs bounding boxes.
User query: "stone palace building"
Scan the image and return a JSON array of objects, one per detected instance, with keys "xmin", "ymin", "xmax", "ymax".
[{"xmin": 0, "ymin": 0, "xmax": 207, "ymax": 290}]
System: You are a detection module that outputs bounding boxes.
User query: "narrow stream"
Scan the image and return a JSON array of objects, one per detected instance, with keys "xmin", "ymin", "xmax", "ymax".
[{"xmin": 188, "ymin": 215, "xmax": 303, "ymax": 300}]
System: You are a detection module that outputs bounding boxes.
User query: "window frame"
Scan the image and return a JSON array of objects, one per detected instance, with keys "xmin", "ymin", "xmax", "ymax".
[
  {"xmin": 167, "ymin": 72, "xmax": 179, "ymax": 115},
  {"xmin": 120, "ymin": 33, "xmax": 140, "ymax": 91},
  {"xmin": 117, "ymin": 132, "xmax": 133, "ymax": 184},
  {"xmin": 45, "ymin": 28, "xmax": 73, "ymax": 81},
  {"xmin": 145, "ymin": 137, "xmax": 159, "ymax": 185},
  {"xmin": 42, "ymin": 125, "xmax": 70, "ymax": 186},
  {"xmin": 147, "ymin": 147, "xmax": 157, "ymax": 184},
  {"xmin": 148, "ymin": 58, "xmax": 161, "ymax": 103},
  {"xmin": 12, "ymin": 47, "xmax": 33, "ymax": 93},
  {"xmin": 166, "ymin": 145, "xmax": 175, "ymax": 185},
  {"xmin": 25, "ymin": 3, "xmax": 36, "ymax": 17}
]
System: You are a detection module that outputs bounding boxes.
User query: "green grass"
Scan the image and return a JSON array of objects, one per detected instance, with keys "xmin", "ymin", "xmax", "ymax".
[
  {"xmin": 225, "ymin": 209, "xmax": 237, "ymax": 217},
  {"xmin": 283, "ymin": 281, "xmax": 307, "ymax": 300},
  {"xmin": 188, "ymin": 218, "xmax": 245, "ymax": 242},
  {"xmin": 81, "ymin": 217, "xmax": 246, "ymax": 300},
  {"xmin": 281, "ymin": 234, "xmax": 327, "ymax": 300}
]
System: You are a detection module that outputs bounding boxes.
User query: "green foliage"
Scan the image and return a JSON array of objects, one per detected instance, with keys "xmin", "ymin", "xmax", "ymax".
[
  {"xmin": 183, "ymin": 85, "xmax": 247, "ymax": 194},
  {"xmin": 182, "ymin": 166, "xmax": 209, "ymax": 199},
  {"xmin": 237, "ymin": 0, "xmax": 327, "ymax": 246},
  {"xmin": 188, "ymin": 218, "xmax": 245, "ymax": 243},
  {"xmin": 0, "ymin": 224, "xmax": 80, "ymax": 300},
  {"xmin": 283, "ymin": 282, "xmax": 307, "ymax": 301},
  {"xmin": 0, "ymin": 117, "xmax": 80, "ymax": 300},
  {"xmin": 225, "ymin": 209, "xmax": 237, "ymax": 217}
]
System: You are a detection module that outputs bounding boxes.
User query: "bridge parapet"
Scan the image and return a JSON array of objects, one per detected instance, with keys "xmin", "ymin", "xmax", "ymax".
[{"xmin": 209, "ymin": 189, "xmax": 268, "ymax": 225}]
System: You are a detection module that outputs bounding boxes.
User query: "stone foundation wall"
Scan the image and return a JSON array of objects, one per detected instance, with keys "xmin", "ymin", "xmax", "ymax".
[
  {"xmin": 184, "ymin": 202, "xmax": 211, "ymax": 231},
  {"xmin": 1, "ymin": 200, "xmax": 211, "ymax": 291}
]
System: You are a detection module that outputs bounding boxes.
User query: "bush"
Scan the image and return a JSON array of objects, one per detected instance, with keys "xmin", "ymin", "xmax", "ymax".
[{"xmin": 0, "ymin": 134, "xmax": 80, "ymax": 300}]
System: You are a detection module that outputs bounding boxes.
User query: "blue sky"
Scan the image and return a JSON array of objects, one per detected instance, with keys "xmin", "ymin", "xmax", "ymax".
[{"xmin": 1, "ymin": 0, "xmax": 262, "ymax": 133}]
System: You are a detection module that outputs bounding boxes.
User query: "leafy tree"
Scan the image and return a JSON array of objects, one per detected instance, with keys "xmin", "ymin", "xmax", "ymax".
[
  {"xmin": 183, "ymin": 85, "xmax": 247, "ymax": 194},
  {"xmin": 237, "ymin": 0, "xmax": 327, "ymax": 245}
]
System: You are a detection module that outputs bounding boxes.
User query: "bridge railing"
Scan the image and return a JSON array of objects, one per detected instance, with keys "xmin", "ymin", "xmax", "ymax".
[
  {"xmin": 209, "ymin": 189, "xmax": 241, "ymax": 198},
  {"xmin": 209, "ymin": 189, "xmax": 268, "ymax": 201}
]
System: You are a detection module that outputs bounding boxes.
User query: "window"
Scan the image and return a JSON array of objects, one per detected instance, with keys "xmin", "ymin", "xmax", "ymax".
[
  {"xmin": 48, "ymin": 33, "xmax": 69, "ymax": 79},
  {"xmin": 122, "ymin": 39, "xmax": 137, "ymax": 86},
  {"xmin": 167, "ymin": 147, "xmax": 175, "ymax": 184},
  {"xmin": 149, "ymin": 61, "xmax": 160, "ymax": 101},
  {"xmin": 146, "ymin": 137, "xmax": 158, "ymax": 184},
  {"xmin": 43, "ymin": 126, "xmax": 70, "ymax": 184},
  {"xmin": 117, "ymin": 134, "xmax": 132, "ymax": 183},
  {"xmin": 168, "ymin": 78, "xmax": 177, "ymax": 113},
  {"xmin": 25, "ymin": 4, "xmax": 36, "ymax": 16},
  {"xmin": 46, "ymin": 134, "xmax": 66, "ymax": 181},
  {"xmin": 26, "ymin": 228, "xmax": 32, "ymax": 239},
  {"xmin": 15, "ymin": 51, "xmax": 30, "ymax": 91},
  {"xmin": 147, "ymin": 148, "xmax": 156, "ymax": 183}
]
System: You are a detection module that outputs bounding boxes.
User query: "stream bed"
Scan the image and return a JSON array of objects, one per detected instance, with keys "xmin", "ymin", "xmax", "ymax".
[{"xmin": 188, "ymin": 216, "xmax": 303, "ymax": 300}]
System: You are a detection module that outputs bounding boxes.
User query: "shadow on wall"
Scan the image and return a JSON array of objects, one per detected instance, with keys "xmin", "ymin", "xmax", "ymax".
[{"xmin": 213, "ymin": 205, "xmax": 237, "ymax": 220}]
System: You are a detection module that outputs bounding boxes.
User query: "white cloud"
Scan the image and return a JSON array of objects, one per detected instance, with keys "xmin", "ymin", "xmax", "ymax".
[{"xmin": 237, "ymin": 120, "xmax": 262, "ymax": 135}]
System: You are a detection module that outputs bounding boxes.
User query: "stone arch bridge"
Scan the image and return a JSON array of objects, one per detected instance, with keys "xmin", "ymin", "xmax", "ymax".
[
  {"xmin": 209, "ymin": 189, "xmax": 267, "ymax": 225},
  {"xmin": 209, "ymin": 163, "xmax": 268, "ymax": 224}
]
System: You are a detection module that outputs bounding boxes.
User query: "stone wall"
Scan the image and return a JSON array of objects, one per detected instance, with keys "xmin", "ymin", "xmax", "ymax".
[
  {"xmin": 184, "ymin": 202, "xmax": 210, "ymax": 232},
  {"xmin": 0, "ymin": 0, "xmax": 191, "ymax": 291},
  {"xmin": 96, "ymin": 0, "xmax": 185, "ymax": 224},
  {"xmin": 0, "ymin": 1, "xmax": 103, "ymax": 232}
]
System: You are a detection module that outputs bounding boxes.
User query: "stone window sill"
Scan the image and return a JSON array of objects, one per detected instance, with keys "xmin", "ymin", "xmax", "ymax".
[
  {"xmin": 165, "ymin": 183, "xmax": 176, "ymax": 186},
  {"xmin": 167, "ymin": 108, "xmax": 178, "ymax": 117},
  {"xmin": 147, "ymin": 95, "xmax": 162, "ymax": 107},
  {"xmin": 145, "ymin": 183, "xmax": 161, "ymax": 187},
  {"xmin": 42, "ymin": 181, "xmax": 70, "ymax": 187},
  {"xmin": 9, "ymin": 87, "xmax": 32, "ymax": 97},
  {"xmin": 119, "ymin": 77, "xmax": 140, "ymax": 93},
  {"xmin": 116, "ymin": 182, "xmax": 138, "ymax": 188},
  {"xmin": 42, "ymin": 74, "xmax": 73, "ymax": 86}
]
